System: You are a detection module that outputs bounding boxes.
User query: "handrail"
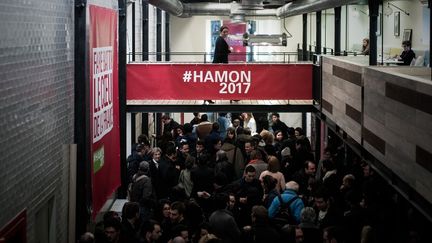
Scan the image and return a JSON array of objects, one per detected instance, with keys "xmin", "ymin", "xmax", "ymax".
[{"xmin": 127, "ymin": 51, "xmax": 304, "ymax": 64}]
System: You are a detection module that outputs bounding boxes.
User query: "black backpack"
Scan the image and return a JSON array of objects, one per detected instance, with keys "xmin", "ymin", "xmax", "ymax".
[{"xmin": 272, "ymin": 194, "xmax": 299, "ymax": 228}]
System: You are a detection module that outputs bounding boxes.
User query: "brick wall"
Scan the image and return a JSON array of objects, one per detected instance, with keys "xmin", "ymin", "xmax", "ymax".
[{"xmin": 0, "ymin": 0, "xmax": 74, "ymax": 242}]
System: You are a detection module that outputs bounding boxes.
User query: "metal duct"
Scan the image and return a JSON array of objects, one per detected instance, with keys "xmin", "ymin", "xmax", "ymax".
[
  {"xmin": 181, "ymin": 2, "xmax": 276, "ymax": 17},
  {"xmin": 144, "ymin": 0, "xmax": 184, "ymax": 17},
  {"xmin": 181, "ymin": 3, "xmax": 231, "ymax": 17},
  {"xmin": 146, "ymin": 0, "xmax": 276, "ymax": 18},
  {"xmin": 144, "ymin": 0, "xmax": 362, "ymax": 19},
  {"xmin": 276, "ymin": 0, "xmax": 362, "ymax": 18}
]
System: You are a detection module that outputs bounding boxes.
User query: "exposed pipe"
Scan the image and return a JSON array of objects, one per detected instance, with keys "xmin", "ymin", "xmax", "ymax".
[
  {"xmin": 143, "ymin": 0, "xmax": 183, "ymax": 17},
  {"xmin": 181, "ymin": 2, "xmax": 276, "ymax": 17},
  {"xmin": 276, "ymin": 0, "xmax": 362, "ymax": 18},
  {"xmin": 145, "ymin": 0, "xmax": 364, "ymax": 19}
]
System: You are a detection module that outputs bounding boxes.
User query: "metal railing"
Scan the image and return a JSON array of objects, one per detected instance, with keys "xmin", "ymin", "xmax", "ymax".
[{"xmin": 127, "ymin": 51, "xmax": 304, "ymax": 64}]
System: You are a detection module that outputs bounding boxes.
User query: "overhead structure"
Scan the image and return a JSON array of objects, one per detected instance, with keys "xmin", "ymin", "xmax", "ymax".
[
  {"xmin": 144, "ymin": 0, "xmax": 364, "ymax": 20},
  {"xmin": 243, "ymin": 33, "xmax": 288, "ymax": 46}
]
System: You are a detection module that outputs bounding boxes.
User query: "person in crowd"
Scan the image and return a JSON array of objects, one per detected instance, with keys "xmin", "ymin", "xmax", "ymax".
[
  {"xmin": 260, "ymin": 155, "xmax": 285, "ymax": 192},
  {"xmin": 273, "ymin": 130, "xmax": 285, "ymax": 158},
  {"xmin": 322, "ymin": 226, "xmax": 345, "ymax": 243},
  {"xmin": 260, "ymin": 130, "xmax": 276, "ymax": 156},
  {"xmin": 268, "ymin": 181, "xmax": 304, "ymax": 225},
  {"xmin": 361, "ymin": 38, "xmax": 370, "ymax": 55},
  {"xmin": 141, "ymin": 220, "xmax": 162, "ymax": 243},
  {"xmin": 231, "ymin": 165, "xmax": 264, "ymax": 227},
  {"xmin": 155, "ymin": 199, "xmax": 172, "ymax": 243},
  {"xmin": 171, "ymin": 224, "xmax": 190, "ymax": 243},
  {"xmin": 261, "ymin": 175, "xmax": 279, "ymax": 209},
  {"xmin": 131, "ymin": 134, "xmax": 151, "ymax": 155},
  {"xmin": 78, "ymin": 232, "xmax": 95, "ymax": 243},
  {"xmin": 320, "ymin": 159, "xmax": 340, "ymax": 197},
  {"xmin": 190, "ymin": 112, "xmax": 201, "ymax": 126},
  {"xmin": 242, "ymin": 205, "xmax": 281, "ymax": 243},
  {"xmin": 243, "ymin": 140, "xmax": 256, "ymax": 164},
  {"xmin": 196, "ymin": 114, "xmax": 213, "ymax": 140},
  {"xmin": 191, "ymin": 153, "xmax": 215, "ymax": 216},
  {"xmin": 294, "ymin": 127, "xmax": 311, "ymax": 151},
  {"xmin": 292, "ymin": 160, "xmax": 317, "ymax": 196},
  {"xmin": 127, "ymin": 144, "xmax": 150, "ymax": 184},
  {"xmin": 193, "ymin": 140, "xmax": 207, "ymax": 161},
  {"xmin": 165, "ymin": 201, "xmax": 188, "ymax": 240},
  {"xmin": 293, "ymin": 138, "xmax": 314, "ymax": 173},
  {"xmin": 316, "ymin": 147, "xmax": 333, "ymax": 181},
  {"xmin": 149, "ymin": 147, "xmax": 161, "ymax": 194},
  {"xmin": 242, "ymin": 113, "xmax": 257, "ymax": 135},
  {"xmin": 397, "ymin": 40, "xmax": 415, "ymax": 65},
  {"xmin": 129, "ymin": 161, "xmax": 155, "ymax": 222},
  {"xmin": 217, "ymin": 113, "xmax": 231, "ymax": 140},
  {"xmin": 158, "ymin": 144, "xmax": 180, "ymax": 199},
  {"xmin": 178, "ymin": 155, "xmax": 195, "ymax": 198},
  {"xmin": 94, "ymin": 211, "xmax": 121, "ymax": 243},
  {"xmin": 102, "ymin": 218, "xmax": 122, "ymax": 243},
  {"xmin": 298, "ymin": 207, "xmax": 321, "ymax": 243},
  {"xmin": 270, "ymin": 113, "xmax": 289, "ymax": 138},
  {"xmin": 314, "ymin": 187, "xmax": 342, "ymax": 231},
  {"xmin": 162, "ymin": 114, "xmax": 180, "ymax": 136},
  {"xmin": 174, "ymin": 125, "xmax": 187, "ymax": 147},
  {"xmin": 247, "ymin": 150, "xmax": 267, "ymax": 180},
  {"xmin": 214, "ymin": 150, "xmax": 235, "ymax": 182},
  {"xmin": 177, "ymin": 141, "xmax": 191, "ymax": 169},
  {"xmin": 209, "ymin": 193, "xmax": 241, "ymax": 243},
  {"xmin": 221, "ymin": 127, "xmax": 245, "ymax": 180},
  {"xmin": 120, "ymin": 202, "xmax": 140, "ymax": 243}
]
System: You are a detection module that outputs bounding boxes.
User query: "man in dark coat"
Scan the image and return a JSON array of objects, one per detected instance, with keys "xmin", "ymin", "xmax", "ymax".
[
  {"xmin": 209, "ymin": 193, "xmax": 241, "ymax": 243},
  {"xmin": 229, "ymin": 165, "xmax": 263, "ymax": 227},
  {"xmin": 158, "ymin": 145, "xmax": 180, "ymax": 199}
]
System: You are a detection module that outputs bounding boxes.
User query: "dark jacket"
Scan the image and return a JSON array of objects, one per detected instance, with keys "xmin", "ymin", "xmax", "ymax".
[
  {"xmin": 129, "ymin": 172, "xmax": 155, "ymax": 208},
  {"xmin": 213, "ymin": 36, "xmax": 231, "ymax": 64},
  {"xmin": 221, "ymin": 142, "xmax": 245, "ymax": 180},
  {"xmin": 399, "ymin": 49, "xmax": 415, "ymax": 65},
  {"xmin": 158, "ymin": 157, "xmax": 180, "ymax": 199},
  {"xmin": 209, "ymin": 209, "xmax": 241, "ymax": 243}
]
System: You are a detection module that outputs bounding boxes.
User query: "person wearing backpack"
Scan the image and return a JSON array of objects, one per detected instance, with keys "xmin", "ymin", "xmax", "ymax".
[
  {"xmin": 129, "ymin": 161, "xmax": 156, "ymax": 222},
  {"xmin": 268, "ymin": 181, "xmax": 304, "ymax": 227}
]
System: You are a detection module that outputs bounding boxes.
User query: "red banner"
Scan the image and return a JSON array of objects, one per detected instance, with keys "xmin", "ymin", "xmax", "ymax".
[
  {"xmin": 127, "ymin": 64, "xmax": 312, "ymax": 100},
  {"xmin": 89, "ymin": 5, "xmax": 120, "ymax": 217},
  {"xmin": 225, "ymin": 21, "xmax": 246, "ymax": 62}
]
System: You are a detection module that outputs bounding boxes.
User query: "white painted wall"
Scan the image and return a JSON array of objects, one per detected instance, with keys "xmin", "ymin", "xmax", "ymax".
[
  {"xmin": 381, "ymin": 0, "xmax": 430, "ymax": 51},
  {"xmin": 167, "ymin": 1, "xmax": 430, "ymax": 62}
]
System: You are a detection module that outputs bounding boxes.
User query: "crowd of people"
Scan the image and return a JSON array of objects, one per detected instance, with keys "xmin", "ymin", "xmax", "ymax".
[{"xmin": 81, "ymin": 112, "xmax": 429, "ymax": 243}]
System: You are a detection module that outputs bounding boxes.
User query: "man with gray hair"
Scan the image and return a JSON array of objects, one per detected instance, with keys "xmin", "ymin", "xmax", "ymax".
[
  {"xmin": 268, "ymin": 181, "xmax": 304, "ymax": 225},
  {"xmin": 299, "ymin": 207, "xmax": 321, "ymax": 243}
]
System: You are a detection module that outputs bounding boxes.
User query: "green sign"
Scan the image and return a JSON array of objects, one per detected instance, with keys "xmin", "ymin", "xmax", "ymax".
[{"xmin": 93, "ymin": 146, "xmax": 104, "ymax": 173}]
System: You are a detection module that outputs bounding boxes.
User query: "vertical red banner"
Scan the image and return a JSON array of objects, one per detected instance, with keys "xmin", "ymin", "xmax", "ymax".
[
  {"xmin": 89, "ymin": 5, "xmax": 120, "ymax": 217},
  {"xmin": 224, "ymin": 21, "xmax": 246, "ymax": 62}
]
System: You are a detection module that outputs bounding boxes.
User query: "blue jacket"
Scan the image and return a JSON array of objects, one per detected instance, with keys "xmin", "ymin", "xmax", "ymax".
[{"xmin": 268, "ymin": 189, "xmax": 304, "ymax": 224}]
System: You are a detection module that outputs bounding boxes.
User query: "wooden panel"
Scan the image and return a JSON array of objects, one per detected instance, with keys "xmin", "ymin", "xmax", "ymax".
[
  {"xmin": 322, "ymin": 98, "xmax": 333, "ymax": 114},
  {"xmin": 386, "ymin": 82, "xmax": 432, "ymax": 116},
  {"xmin": 362, "ymin": 126, "xmax": 386, "ymax": 155},
  {"xmin": 416, "ymin": 146, "xmax": 432, "ymax": 174},
  {"xmin": 346, "ymin": 104, "xmax": 361, "ymax": 124},
  {"xmin": 333, "ymin": 66, "xmax": 362, "ymax": 86}
]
